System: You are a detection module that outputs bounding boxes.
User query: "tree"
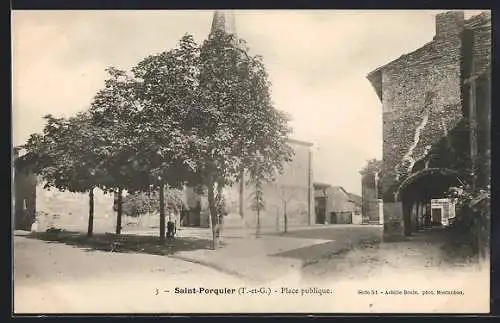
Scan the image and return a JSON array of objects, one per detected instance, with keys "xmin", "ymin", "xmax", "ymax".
[
  {"xmin": 248, "ymin": 154, "xmax": 267, "ymax": 238},
  {"xmin": 274, "ymin": 184, "xmax": 297, "ymax": 233},
  {"xmin": 249, "ymin": 180, "xmax": 265, "ymax": 238},
  {"xmin": 359, "ymin": 158, "xmax": 382, "ymax": 176},
  {"xmin": 190, "ymin": 29, "xmax": 293, "ymax": 249},
  {"xmin": 129, "ymin": 34, "xmax": 200, "ymax": 243},
  {"xmin": 22, "ymin": 112, "xmax": 105, "ymax": 237},
  {"xmin": 89, "ymin": 67, "xmax": 148, "ymax": 235}
]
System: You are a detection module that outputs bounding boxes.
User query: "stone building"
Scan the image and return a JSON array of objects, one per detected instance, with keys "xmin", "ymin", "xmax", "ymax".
[
  {"xmin": 187, "ymin": 138, "xmax": 315, "ymax": 230},
  {"xmin": 13, "ymin": 148, "xmax": 115, "ymax": 232},
  {"xmin": 367, "ymin": 11, "xmax": 491, "ymax": 240},
  {"xmin": 314, "ymin": 183, "xmax": 362, "ymax": 225},
  {"xmin": 13, "ymin": 149, "xmax": 37, "ymax": 231}
]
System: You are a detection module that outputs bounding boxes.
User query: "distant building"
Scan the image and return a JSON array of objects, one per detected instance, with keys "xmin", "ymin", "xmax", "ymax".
[
  {"xmin": 188, "ymin": 138, "xmax": 314, "ymax": 230},
  {"xmin": 430, "ymin": 198, "xmax": 457, "ymax": 227},
  {"xmin": 314, "ymin": 184, "xmax": 362, "ymax": 225}
]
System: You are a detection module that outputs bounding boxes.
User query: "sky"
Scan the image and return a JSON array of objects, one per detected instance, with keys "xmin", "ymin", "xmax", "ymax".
[{"xmin": 11, "ymin": 9, "xmax": 484, "ymax": 195}]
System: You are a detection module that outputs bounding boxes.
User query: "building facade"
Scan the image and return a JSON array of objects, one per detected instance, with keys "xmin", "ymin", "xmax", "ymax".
[
  {"xmin": 13, "ymin": 149, "xmax": 37, "ymax": 231},
  {"xmin": 188, "ymin": 138, "xmax": 315, "ymax": 230},
  {"xmin": 367, "ymin": 11, "xmax": 491, "ymax": 239},
  {"xmin": 314, "ymin": 184, "xmax": 362, "ymax": 225}
]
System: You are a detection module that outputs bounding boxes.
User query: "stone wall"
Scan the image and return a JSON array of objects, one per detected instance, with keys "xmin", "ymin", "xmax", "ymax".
[
  {"xmin": 379, "ymin": 11, "xmax": 465, "ymax": 198},
  {"xmin": 371, "ymin": 11, "xmax": 491, "ymax": 201},
  {"xmin": 465, "ymin": 12, "xmax": 491, "ymax": 189},
  {"xmin": 14, "ymin": 168, "xmax": 37, "ymax": 230},
  {"xmin": 35, "ymin": 183, "xmax": 115, "ymax": 232}
]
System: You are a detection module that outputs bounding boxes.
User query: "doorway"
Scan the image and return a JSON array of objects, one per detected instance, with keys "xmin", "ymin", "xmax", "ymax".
[{"xmin": 431, "ymin": 207, "xmax": 442, "ymax": 226}]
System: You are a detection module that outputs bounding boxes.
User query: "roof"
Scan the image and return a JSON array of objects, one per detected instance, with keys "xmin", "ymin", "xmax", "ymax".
[
  {"xmin": 287, "ymin": 138, "xmax": 314, "ymax": 147},
  {"xmin": 329, "ymin": 186, "xmax": 352, "ymax": 197},
  {"xmin": 313, "ymin": 182, "xmax": 331, "ymax": 189},
  {"xmin": 347, "ymin": 193, "xmax": 362, "ymax": 206}
]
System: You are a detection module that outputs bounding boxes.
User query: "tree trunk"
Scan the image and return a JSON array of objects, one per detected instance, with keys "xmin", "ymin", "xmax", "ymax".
[
  {"xmin": 159, "ymin": 182, "xmax": 166, "ymax": 243},
  {"xmin": 284, "ymin": 202, "xmax": 288, "ymax": 234},
  {"xmin": 115, "ymin": 188, "xmax": 123, "ymax": 235},
  {"xmin": 87, "ymin": 188, "xmax": 95, "ymax": 238},
  {"xmin": 207, "ymin": 179, "xmax": 219, "ymax": 250},
  {"xmin": 256, "ymin": 208, "xmax": 261, "ymax": 238},
  {"xmin": 216, "ymin": 181, "xmax": 224, "ymax": 241}
]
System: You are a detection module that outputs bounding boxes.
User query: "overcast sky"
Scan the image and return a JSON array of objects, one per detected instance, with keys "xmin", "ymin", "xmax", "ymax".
[{"xmin": 12, "ymin": 9, "xmax": 484, "ymax": 195}]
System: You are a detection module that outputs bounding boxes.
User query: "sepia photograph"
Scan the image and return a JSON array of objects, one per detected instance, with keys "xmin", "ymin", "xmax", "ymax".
[{"xmin": 12, "ymin": 9, "xmax": 491, "ymax": 314}]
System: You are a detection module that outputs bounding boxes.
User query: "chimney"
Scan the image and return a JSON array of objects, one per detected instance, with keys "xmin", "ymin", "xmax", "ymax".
[{"xmin": 435, "ymin": 11, "xmax": 465, "ymax": 38}]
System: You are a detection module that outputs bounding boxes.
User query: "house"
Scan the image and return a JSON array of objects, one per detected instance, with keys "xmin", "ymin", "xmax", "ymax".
[
  {"xmin": 189, "ymin": 138, "xmax": 315, "ymax": 230},
  {"xmin": 13, "ymin": 148, "xmax": 37, "ymax": 231},
  {"xmin": 367, "ymin": 11, "xmax": 491, "ymax": 238},
  {"xmin": 314, "ymin": 184, "xmax": 362, "ymax": 225}
]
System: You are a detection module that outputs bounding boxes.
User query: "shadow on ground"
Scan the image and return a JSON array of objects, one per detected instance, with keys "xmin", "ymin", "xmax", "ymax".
[
  {"xmin": 271, "ymin": 225, "xmax": 480, "ymax": 270},
  {"xmin": 300, "ymin": 226, "xmax": 480, "ymax": 275},
  {"xmin": 269, "ymin": 226, "xmax": 383, "ymax": 265},
  {"xmin": 265, "ymin": 225, "xmax": 382, "ymax": 240},
  {"xmin": 272, "ymin": 237, "xmax": 381, "ymax": 266},
  {"xmin": 25, "ymin": 231, "xmax": 217, "ymax": 256},
  {"xmin": 425, "ymin": 226, "xmax": 479, "ymax": 265}
]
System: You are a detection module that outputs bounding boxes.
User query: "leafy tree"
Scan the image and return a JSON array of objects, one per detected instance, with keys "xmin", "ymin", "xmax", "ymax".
[
  {"xmin": 249, "ymin": 181, "xmax": 265, "ymax": 238},
  {"xmin": 89, "ymin": 67, "xmax": 147, "ymax": 235},
  {"xmin": 129, "ymin": 35, "xmax": 200, "ymax": 243},
  {"xmin": 190, "ymin": 29, "xmax": 293, "ymax": 248},
  {"xmin": 248, "ymin": 154, "xmax": 268, "ymax": 238},
  {"xmin": 22, "ymin": 112, "xmax": 104, "ymax": 237},
  {"xmin": 359, "ymin": 158, "xmax": 382, "ymax": 176}
]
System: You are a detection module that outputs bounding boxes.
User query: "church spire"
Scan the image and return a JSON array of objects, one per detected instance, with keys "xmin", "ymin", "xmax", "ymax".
[{"xmin": 210, "ymin": 10, "xmax": 237, "ymax": 35}]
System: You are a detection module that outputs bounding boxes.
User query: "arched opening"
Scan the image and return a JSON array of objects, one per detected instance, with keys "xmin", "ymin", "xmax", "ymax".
[{"xmin": 396, "ymin": 168, "xmax": 464, "ymax": 236}]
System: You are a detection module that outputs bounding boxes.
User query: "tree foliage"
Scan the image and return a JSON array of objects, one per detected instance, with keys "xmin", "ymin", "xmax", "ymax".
[
  {"xmin": 359, "ymin": 158, "xmax": 382, "ymax": 176},
  {"xmin": 22, "ymin": 112, "xmax": 104, "ymax": 236},
  {"xmin": 189, "ymin": 30, "xmax": 293, "ymax": 247},
  {"xmin": 21, "ymin": 31, "xmax": 293, "ymax": 247},
  {"xmin": 122, "ymin": 189, "xmax": 187, "ymax": 217}
]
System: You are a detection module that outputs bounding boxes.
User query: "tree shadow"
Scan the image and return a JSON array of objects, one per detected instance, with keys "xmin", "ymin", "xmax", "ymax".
[
  {"xmin": 25, "ymin": 230, "xmax": 217, "ymax": 256},
  {"xmin": 263, "ymin": 226, "xmax": 383, "ymax": 240},
  {"xmin": 423, "ymin": 226, "xmax": 479, "ymax": 265},
  {"xmin": 270, "ymin": 236, "xmax": 381, "ymax": 266}
]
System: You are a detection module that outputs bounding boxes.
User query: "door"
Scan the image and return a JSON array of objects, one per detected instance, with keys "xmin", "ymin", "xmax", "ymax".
[
  {"xmin": 316, "ymin": 207, "xmax": 326, "ymax": 224},
  {"xmin": 330, "ymin": 212, "xmax": 337, "ymax": 224},
  {"xmin": 432, "ymin": 208, "xmax": 442, "ymax": 226}
]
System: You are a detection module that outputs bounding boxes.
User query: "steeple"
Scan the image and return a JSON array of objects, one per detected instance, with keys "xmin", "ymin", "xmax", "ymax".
[{"xmin": 210, "ymin": 10, "xmax": 237, "ymax": 35}]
